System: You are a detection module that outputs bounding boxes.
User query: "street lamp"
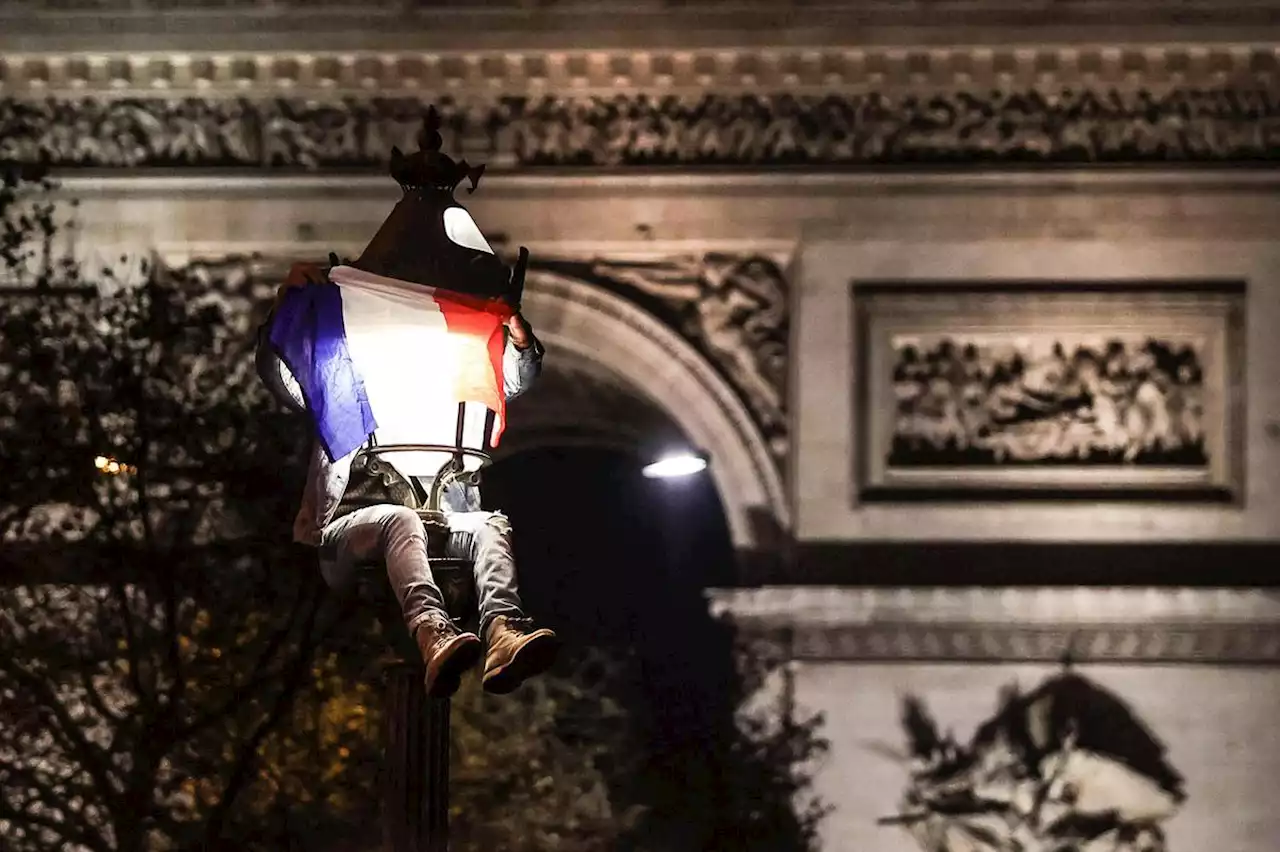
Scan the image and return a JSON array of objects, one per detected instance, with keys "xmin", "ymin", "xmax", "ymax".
[
  {"xmin": 263, "ymin": 107, "xmax": 530, "ymax": 532},
  {"xmin": 643, "ymin": 449, "xmax": 710, "ymax": 479},
  {"xmin": 259, "ymin": 106, "xmax": 529, "ymax": 852}
]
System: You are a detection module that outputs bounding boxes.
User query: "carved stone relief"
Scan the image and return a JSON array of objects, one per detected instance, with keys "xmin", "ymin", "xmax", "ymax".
[
  {"xmin": 1, "ymin": 89, "xmax": 1278, "ymax": 170},
  {"xmin": 880, "ymin": 664, "xmax": 1187, "ymax": 852},
  {"xmin": 540, "ymin": 255, "xmax": 790, "ymax": 461}
]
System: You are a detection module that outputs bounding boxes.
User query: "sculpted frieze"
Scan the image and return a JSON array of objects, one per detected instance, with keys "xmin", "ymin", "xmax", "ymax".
[
  {"xmin": 1, "ymin": 89, "xmax": 1277, "ymax": 169},
  {"xmin": 545, "ymin": 255, "xmax": 790, "ymax": 460}
]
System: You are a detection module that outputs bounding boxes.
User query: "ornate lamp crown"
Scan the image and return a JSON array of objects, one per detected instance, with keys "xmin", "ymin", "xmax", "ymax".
[
  {"xmin": 352, "ymin": 102, "xmax": 523, "ymax": 305},
  {"xmin": 389, "ymin": 106, "xmax": 486, "ymax": 196}
]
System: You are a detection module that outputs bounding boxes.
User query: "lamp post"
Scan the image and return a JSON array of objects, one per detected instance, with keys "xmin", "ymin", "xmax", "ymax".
[
  {"xmin": 261, "ymin": 107, "xmax": 718, "ymax": 851},
  {"xmin": 259, "ymin": 106, "xmax": 530, "ymax": 852},
  {"xmin": 350, "ymin": 111, "xmax": 529, "ymax": 852}
]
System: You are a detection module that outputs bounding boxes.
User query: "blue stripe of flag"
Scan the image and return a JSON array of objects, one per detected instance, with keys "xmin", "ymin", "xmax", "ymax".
[{"xmin": 269, "ymin": 283, "xmax": 378, "ymax": 462}]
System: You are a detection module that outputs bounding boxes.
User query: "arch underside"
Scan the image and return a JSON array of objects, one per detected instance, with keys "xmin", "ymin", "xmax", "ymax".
[
  {"xmin": 515, "ymin": 270, "xmax": 789, "ymax": 555},
  {"xmin": 496, "ymin": 355, "xmax": 687, "ymax": 459}
]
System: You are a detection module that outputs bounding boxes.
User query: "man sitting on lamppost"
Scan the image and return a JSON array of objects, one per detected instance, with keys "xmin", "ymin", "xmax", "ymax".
[{"xmin": 255, "ymin": 111, "xmax": 558, "ymax": 700}]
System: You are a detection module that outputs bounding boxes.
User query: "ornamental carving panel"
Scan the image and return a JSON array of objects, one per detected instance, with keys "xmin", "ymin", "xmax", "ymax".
[
  {"xmin": 1, "ymin": 89, "xmax": 1278, "ymax": 169},
  {"xmin": 540, "ymin": 255, "xmax": 790, "ymax": 460},
  {"xmin": 881, "ymin": 665, "xmax": 1187, "ymax": 852}
]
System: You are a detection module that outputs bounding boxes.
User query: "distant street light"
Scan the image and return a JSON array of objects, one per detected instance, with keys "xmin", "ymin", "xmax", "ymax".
[
  {"xmin": 642, "ymin": 449, "xmax": 710, "ymax": 479},
  {"xmin": 94, "ymin": 454, "xmax": 136, "ymax": 475}
]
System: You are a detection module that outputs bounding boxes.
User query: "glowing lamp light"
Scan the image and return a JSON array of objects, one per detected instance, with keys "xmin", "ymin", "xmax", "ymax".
[
  {"xmin": 338, "ymin": 290, "xmax": 499, "ymax": 478},
  {"xmin": 642, "ymin": 450, "xmax": 710, "ymax": 480},
  {"xmin": 267, "ymin": 282, "xmax": 503, "ymax": 478}
]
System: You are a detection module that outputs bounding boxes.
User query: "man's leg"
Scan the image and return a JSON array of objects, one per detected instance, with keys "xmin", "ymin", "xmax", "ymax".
[
  {"xmin": 445, "ymin": 511, "xmax": 559, "ymax": 694},
  {"xmin": 442, "ymin": 510, "xmax": 522, "ymax": 635},
  {"xmin": 321, "ymin": 504, "xmax": 482, "ymax": 698}
]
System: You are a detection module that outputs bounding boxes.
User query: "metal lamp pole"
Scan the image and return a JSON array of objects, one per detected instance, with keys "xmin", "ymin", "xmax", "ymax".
[
  {"xmin": 382, "ymin": 663, "xmax": 452, "ymax": 852},
  {"xmin": 372, "ymin": 468, "xmax": 478, "ymax": 852}
]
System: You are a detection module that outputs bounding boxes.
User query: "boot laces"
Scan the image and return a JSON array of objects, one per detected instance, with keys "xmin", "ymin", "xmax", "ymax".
[{"xmin": 423, "ymin": 610, "xmax": 458, "ymax": 634}]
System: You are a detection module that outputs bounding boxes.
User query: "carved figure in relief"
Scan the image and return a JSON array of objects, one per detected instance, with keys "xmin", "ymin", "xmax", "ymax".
[
  {"xmin": 164, "ymin": 99, "xmax": 206, "ymax": 164},
  {"xmin": 213, "ymin": 99, "xmax": 256, "ymax": 163},
  {"xmin": 313, "ymin": 100, "xmax": 361, "ymax": 163},
  {"xmin": 879, "ymin": 666, "xmax": 1186, "ymax": 852},
  {"xmin": 590, "ymin": 254, "xmax": 788, "ymax": 453}
]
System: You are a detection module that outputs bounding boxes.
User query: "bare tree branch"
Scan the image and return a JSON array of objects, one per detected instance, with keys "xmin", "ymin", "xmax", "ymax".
[
  {"xmin": 108, "ymin": 581, "xmax": 151, "ymax": 710},
  {"xmin": 197, "ymin": 587, "xmax": 336, "ymax": 846},
  {"xmin": 0, "ymin": 658, "xmax": 122, "ymax": 812},
  {"xmin": 164, "ymin": 570, "xmax": 311, "ymax": 749}
]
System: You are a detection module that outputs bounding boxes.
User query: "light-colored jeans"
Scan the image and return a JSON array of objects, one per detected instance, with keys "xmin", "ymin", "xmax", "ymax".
[{"xmin": 318, "ymin": 504, "xmax": 524, "ymax": 637}]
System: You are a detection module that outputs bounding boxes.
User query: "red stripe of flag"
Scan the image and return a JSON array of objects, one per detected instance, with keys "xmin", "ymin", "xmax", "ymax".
[{"xmin": 430, "ymin": 288, "xmax": 516, "ymax": 447}]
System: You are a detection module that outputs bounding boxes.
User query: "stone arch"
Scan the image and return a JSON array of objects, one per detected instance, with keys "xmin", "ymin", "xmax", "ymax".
[
  {"xmin": 495, "ymin": 353, "xmax": 688, "ymax": 460},
  {"xmin": 518, "ymin": 270, "xmax": 789, "ymax": 553}
]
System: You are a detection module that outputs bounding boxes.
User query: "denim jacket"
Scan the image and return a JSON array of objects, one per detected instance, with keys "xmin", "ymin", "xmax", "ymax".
[{"xmin": 255, "ymin": 313, "xmax": 543, "ymax": 546}]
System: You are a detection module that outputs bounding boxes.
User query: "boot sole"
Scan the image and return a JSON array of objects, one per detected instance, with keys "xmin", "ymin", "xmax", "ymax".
[
  {"xmin": 482, "ymin": 631, "xmax": 560, "ymax": 695},
  {"xmin": 426, "ymin": 634, "xmax": 483, "ymax": 699}
]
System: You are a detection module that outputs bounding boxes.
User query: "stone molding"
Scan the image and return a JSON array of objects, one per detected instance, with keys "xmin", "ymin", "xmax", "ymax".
[
  {"xmin": 0, "ymin": 43, "xmax": 1275, "ymax": 98},
  {"xmin": 3, "ymin": 86, "xmax": 1279, "ymax": 171},
  {"xmin": 53, "ymin": 169, "xmax": 1280, "ymax": 196},
  {"xmin": 707, "ymin": 586, "xmax": 1280, "ymax": 663}
]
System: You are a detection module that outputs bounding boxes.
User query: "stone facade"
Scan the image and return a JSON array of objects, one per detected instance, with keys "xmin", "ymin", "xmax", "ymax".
[{"xmin": 5, "ymin": 3, "xmax": 1280, "ymax": 850}]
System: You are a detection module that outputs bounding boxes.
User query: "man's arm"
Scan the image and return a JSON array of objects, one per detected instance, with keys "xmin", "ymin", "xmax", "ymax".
[
  {"xmin": 256, "ymin": 262, "xmax": 328, "ymax": 413},
  {"xmin": 502, "ymin": 312, "xmax": 543, "ymax": 401}
]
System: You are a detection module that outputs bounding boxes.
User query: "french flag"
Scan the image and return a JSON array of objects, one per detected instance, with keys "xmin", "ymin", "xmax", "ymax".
[{"xmin": 268, "ymin": 264, "xmax": 514, "ymax": 466}]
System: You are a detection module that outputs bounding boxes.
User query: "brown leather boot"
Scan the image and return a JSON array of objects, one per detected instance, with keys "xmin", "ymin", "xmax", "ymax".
[
  {"xmin": 414, "ymin": 611, "xmax": 483, "ymax": 699},
  {"xmin": 481, "ymin": 615, "xmax": 560, "ymax": 695}
]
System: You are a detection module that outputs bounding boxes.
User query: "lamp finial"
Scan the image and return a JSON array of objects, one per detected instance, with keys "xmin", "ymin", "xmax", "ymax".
[
  {"xmin": 418, "ymin": 105, "xmax": 444, "ymax": 153},
  {"xmin": 388, "ymin": 105, "xmax": 486, "ymax": 196}
]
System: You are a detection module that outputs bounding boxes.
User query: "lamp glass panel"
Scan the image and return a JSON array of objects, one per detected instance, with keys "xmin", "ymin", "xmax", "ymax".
[
  {"xmin": 443, "ymin": 207, "xmax": 495, "ymax": 255},
  {"xmin": 374, "ymin": 401, "xmax": 490, "ymax": 476}
]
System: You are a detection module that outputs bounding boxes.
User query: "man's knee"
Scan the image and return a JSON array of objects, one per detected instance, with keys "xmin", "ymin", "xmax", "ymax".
[
  {"xmin": 377, "ymin": 505, "xmax": 423, "ymax": 540},
  {"xmin": 474, "ymin": 511, "xmax": 511, "ymax": 543}
]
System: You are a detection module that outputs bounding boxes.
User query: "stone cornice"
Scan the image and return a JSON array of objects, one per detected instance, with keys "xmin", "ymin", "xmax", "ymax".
[
  {"xmin": 0, "ymin": 43, "xmax": 1276, "ymax": 98},
  {"xmin": 51, "ymin": 169, "xmax": 1280, "ymax": 196},
  {"xmin": 708, "ymin": 586, "xmax": 1280, "ymax": 663},
  {"xmin": 3, "ymin": 3, "xmax": 1278, "ymax": 56}
]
